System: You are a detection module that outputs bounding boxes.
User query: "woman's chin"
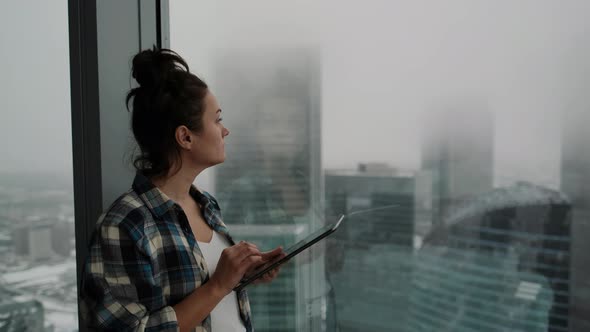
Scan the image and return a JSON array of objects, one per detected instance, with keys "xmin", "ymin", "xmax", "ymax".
[{"xmin": 215, "ymin": 154, "xmax": 226, "ymax": 165}]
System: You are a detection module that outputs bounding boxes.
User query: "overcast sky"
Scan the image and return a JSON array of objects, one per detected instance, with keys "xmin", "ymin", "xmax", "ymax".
[
  {"xmin": 2, "ymin": 1, "xmax": 590, "ymax": 190},
  {"xmin": 0, "ymin": 2, "xmax": 70, "ymax": 174},
  {"xmin": 171, "ymin": 0, "xmax": 590, "ymax": 189}
]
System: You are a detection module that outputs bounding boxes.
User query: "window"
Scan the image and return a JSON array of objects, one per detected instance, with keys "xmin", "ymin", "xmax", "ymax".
[
  {"xmin": 171, "ymin": 1, "xmax": 590, "ymax": 331},
  {"xmin": 0, "ymin": 2, "xmax": 77, "ymax": 332}
]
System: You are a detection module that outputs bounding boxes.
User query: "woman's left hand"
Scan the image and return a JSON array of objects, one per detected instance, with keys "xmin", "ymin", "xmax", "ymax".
[{"xmin": 251, "ymin": 247, "xmax": 286, "ymax": 285}]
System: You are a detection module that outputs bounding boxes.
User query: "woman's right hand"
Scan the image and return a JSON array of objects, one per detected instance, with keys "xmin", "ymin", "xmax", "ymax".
[{"xmin": 209, "ymin": 241, "xmax": 263, "ymax": 295}]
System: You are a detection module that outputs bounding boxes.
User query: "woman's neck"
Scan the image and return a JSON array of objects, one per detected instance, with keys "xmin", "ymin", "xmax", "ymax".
[{"xmin": 152, "ymin": 166, "xmax": 201, "ymax": 204}]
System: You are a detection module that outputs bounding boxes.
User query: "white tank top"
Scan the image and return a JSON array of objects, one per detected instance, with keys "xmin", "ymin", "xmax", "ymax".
[{"xmin": 197, "ymin": 232, "xmax": 247, "ymax": 332}]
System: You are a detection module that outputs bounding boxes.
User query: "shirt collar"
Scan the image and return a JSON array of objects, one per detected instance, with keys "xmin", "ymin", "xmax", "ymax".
[
  {"xmin": 132, "ymin": 172, "xmax": 212, "ymax": 218},
  {"xmin": 132, "ymin": 172, "xmax": 225, "ymax": 233},
  {"xmin": 132, "ymin": 172, "xmax": 176, "ymax": 218},
  {"xmin": 189, "ymin": 185, "xmax": 211, "ymax": 208}
]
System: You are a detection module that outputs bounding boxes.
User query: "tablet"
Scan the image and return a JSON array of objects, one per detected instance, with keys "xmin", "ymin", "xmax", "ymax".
[{"xmin": 233, "ymin": 214, "xmax": 345, "ymax": 292}]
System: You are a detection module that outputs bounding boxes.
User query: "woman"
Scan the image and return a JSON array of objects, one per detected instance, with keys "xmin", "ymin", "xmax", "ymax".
[{"xmin": 80, "ymin": 47, "xmax": 284, "ymax": 332}]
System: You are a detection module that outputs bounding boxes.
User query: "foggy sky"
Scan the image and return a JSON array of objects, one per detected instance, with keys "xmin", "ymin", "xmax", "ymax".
[
  {"xmin": 3, "ymin": 1, "xmax": 590, "ymax": 191},
  {"xmin": 171, "ymin": 0, "xmax": 590, "ymax": 189},
  {"xmin": 0, "ymin": 2, "xmax": 71, "ymax": 174}
]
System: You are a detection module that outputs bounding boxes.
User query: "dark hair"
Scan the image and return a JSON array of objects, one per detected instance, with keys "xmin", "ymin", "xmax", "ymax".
[{"xmin": 126, "ymin": 46, "xmax": 208, "ymax": 178}]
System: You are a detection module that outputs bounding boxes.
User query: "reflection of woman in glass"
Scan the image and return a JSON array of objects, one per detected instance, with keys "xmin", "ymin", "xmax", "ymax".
[
  {"xmin": 218, "ymin": 76, "xmax": 311, "ymax": 226},
  {"xmin": 80, "ymin": 48, "xmax": 284, "ymax": 332}
]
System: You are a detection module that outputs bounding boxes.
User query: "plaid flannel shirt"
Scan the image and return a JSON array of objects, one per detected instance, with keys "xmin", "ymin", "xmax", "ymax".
[{"xmin": 80, "ymin": 172, "xmax": 253, "ymax": 332}]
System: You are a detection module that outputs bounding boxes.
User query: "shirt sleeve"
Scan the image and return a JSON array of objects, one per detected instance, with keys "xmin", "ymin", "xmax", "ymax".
[{"xmin": 80, "ymin": 215, "xmax": 179, "ymax": 332}]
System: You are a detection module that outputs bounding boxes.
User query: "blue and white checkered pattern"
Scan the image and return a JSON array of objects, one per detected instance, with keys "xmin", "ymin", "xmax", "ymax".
[{"xmin": 80, "ymin": 172, "xmax": 253, "ymax": 331}]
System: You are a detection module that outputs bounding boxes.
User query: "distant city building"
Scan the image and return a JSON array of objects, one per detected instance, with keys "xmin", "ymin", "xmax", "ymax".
[
  {"xmin": 1, "ymin": 260, "xmax": 78, "ymax": 332},
  {"xmin": 560, "ymin": 107, "xmax": 590, "ymax": 331},
  {"xmin": 421, "ymin": 108, "xmax": 494, "ymax": 225},
  {"xmin": 414, "ymin": 170, "xmax": 435, "ymax": 239},
  {"xmin": 325, "ymin": 165, "xmax": 416, "ymax": 245},
  {"xmin": 356, "ymin": 162, "xmax": 397, "ymax": 177},
  {"xmin": 0, "ymin": 231, "xmax": 11, "ymax": 254},
  {"xmin": 11, "ymin": 224, "xmax": 28, "ymax": 257},
  {"xmin": 0, "ymin": 173, "xmax": 77, "ymax": 331},
  {"xmin": 11, "ymin": 221, "xmax": 72, "ymax": 260},
  {"xmin": 324, "ymin": 165, "xmax": 416, "ymax": 331},
  {"xmin": 0, "ymin": 286, "xmax": 45, "ymax": 331},
  {"xmin": 51, "ymin": 222, "xmax": 74, "ymax": 257},
  {"xmin": 213, "ymin": 48, "xmax": 323, "ymax": 331},
  {"xmin": 415, "ymin": 183, "xmax": 571, "ymax": 332},
  {"xmin": 12, "ymin": 222, "xmax": 54, "ymax": 261}
]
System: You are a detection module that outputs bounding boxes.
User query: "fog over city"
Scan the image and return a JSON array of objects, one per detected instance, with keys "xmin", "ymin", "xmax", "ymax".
[
  {"xmin": 0, "ymin": 1, "xmax": 589, "ymax": 191},
  {"xmin": 172, "ymin": 0, "xmax": 590, "ymax": 190},
  {"xmin": 0, "ymin": 2, "xmax": 71, "ymax": 175},
  {"xmin": 1, "ymin": 2, "xmax": 590, "ymax": 332}
]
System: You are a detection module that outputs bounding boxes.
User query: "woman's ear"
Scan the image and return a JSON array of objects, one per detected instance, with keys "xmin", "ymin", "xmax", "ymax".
[{"xmin": 175, "ymin": 126, "xmax": 193, "ymax": 149}]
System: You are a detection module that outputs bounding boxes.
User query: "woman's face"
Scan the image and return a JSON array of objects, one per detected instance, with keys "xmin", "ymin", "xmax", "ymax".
[{"xmin": 188, "ymin": 91, "xmax": 230, "ymax": 167}]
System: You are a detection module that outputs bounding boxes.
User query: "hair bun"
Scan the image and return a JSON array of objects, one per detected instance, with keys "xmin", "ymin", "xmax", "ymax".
[{"xmin": 131, "ymin": 46, "xmax": 189, "ymax": 89}]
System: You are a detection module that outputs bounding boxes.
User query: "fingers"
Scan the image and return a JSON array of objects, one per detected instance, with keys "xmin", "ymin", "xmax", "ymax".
[
  {"xmin": 239, "ymin": 254, "xmax": 264, "ymax": 275},
  {"xmin": 222, "ymin": 242, "xmax": 285, "ymax": 280},
  {"xmin": 260, "ymin": 247, "xmax": 285, "ymax": 266},
  {"xmin": 242, "ymin": 241, "xmax": 259, "ymax": 252},
  {"xmin": 267, "ymin": 268, "xmax": 279, "ymax": 279},
  {"xmin": 260, "ymin": 267, "xmax": 281, "ymax": 283},
  {"xmin": 225, "ymin": 241, "xmax": 261, "ymax": 263},
  {"xmin": 237, "ymin": 243, "xmax": 261, "ymax": 264},
  {"xmin": 260, "ymin": 246, "xmax": 284, "ymax": 260}
]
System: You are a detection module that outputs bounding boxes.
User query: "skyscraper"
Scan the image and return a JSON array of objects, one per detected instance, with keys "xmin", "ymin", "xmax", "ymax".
[
  {"xmin": 213, "ymin": 47, "xmax": 323, "ymax": 331},
  {"xmin": 421, "ymin": 108, "xmax": 494, "ymax": 225},
  {"xmin": 12, "ymin": 222, "xmax": 54, "ymax": 261},
  {"xmin": 324, "ymin": 164, "xmax": 416, "ymax": 331},
  {"xmin": 414, "ymin": 183, "xmax": 571, "ymax": 332},
  {"xmin": 560, "ymin": 107, "xmax": 590, "ymax": 332}
]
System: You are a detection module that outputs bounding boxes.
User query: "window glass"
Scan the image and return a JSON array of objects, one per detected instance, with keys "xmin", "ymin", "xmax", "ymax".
[
  {"xmin": 171, "ymin": 1, "xmax": 590, "ymax": 331},
  {"xmin": 0, "ymin": 2, "xmax": 77, "ymax": 332}
]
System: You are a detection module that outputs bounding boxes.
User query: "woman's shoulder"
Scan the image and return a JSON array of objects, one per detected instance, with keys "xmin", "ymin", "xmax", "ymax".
[
  {"xmin": 97, "ymin": 189, "xmax": 154, "ymax": 239},
  {"xmin": 92, "ymin": 188, "xmax": 183, "ymax": 258},
  {"xmin": 201, "ymin": 190, "xmax": 218, "ymax": 204}
]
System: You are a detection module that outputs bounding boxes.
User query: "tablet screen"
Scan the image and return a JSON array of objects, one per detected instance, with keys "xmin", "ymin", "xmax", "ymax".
[
  {"xmin": 284, "ymin": 222, "xmax": 336, "ymax": 255},
  {"xmin": 233, "ymin": 215, "xmax": 344, "ymax": 291}
]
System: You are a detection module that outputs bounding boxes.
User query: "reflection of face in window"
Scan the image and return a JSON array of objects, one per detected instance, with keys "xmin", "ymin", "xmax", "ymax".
[
  {"xmin": 256, "ymin": 97, "xmax": 307, "ymax": 159},
  {"xmin": 216, "ymin": 60, "xmax": 316, "ymax": 223},
  {"xmin": 253, "ymin": 96, "xmax": 310, "ymax": 217},
  {"xmin": 217, "ymin": 96, "xmax": 311, "ymax": 223}
]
